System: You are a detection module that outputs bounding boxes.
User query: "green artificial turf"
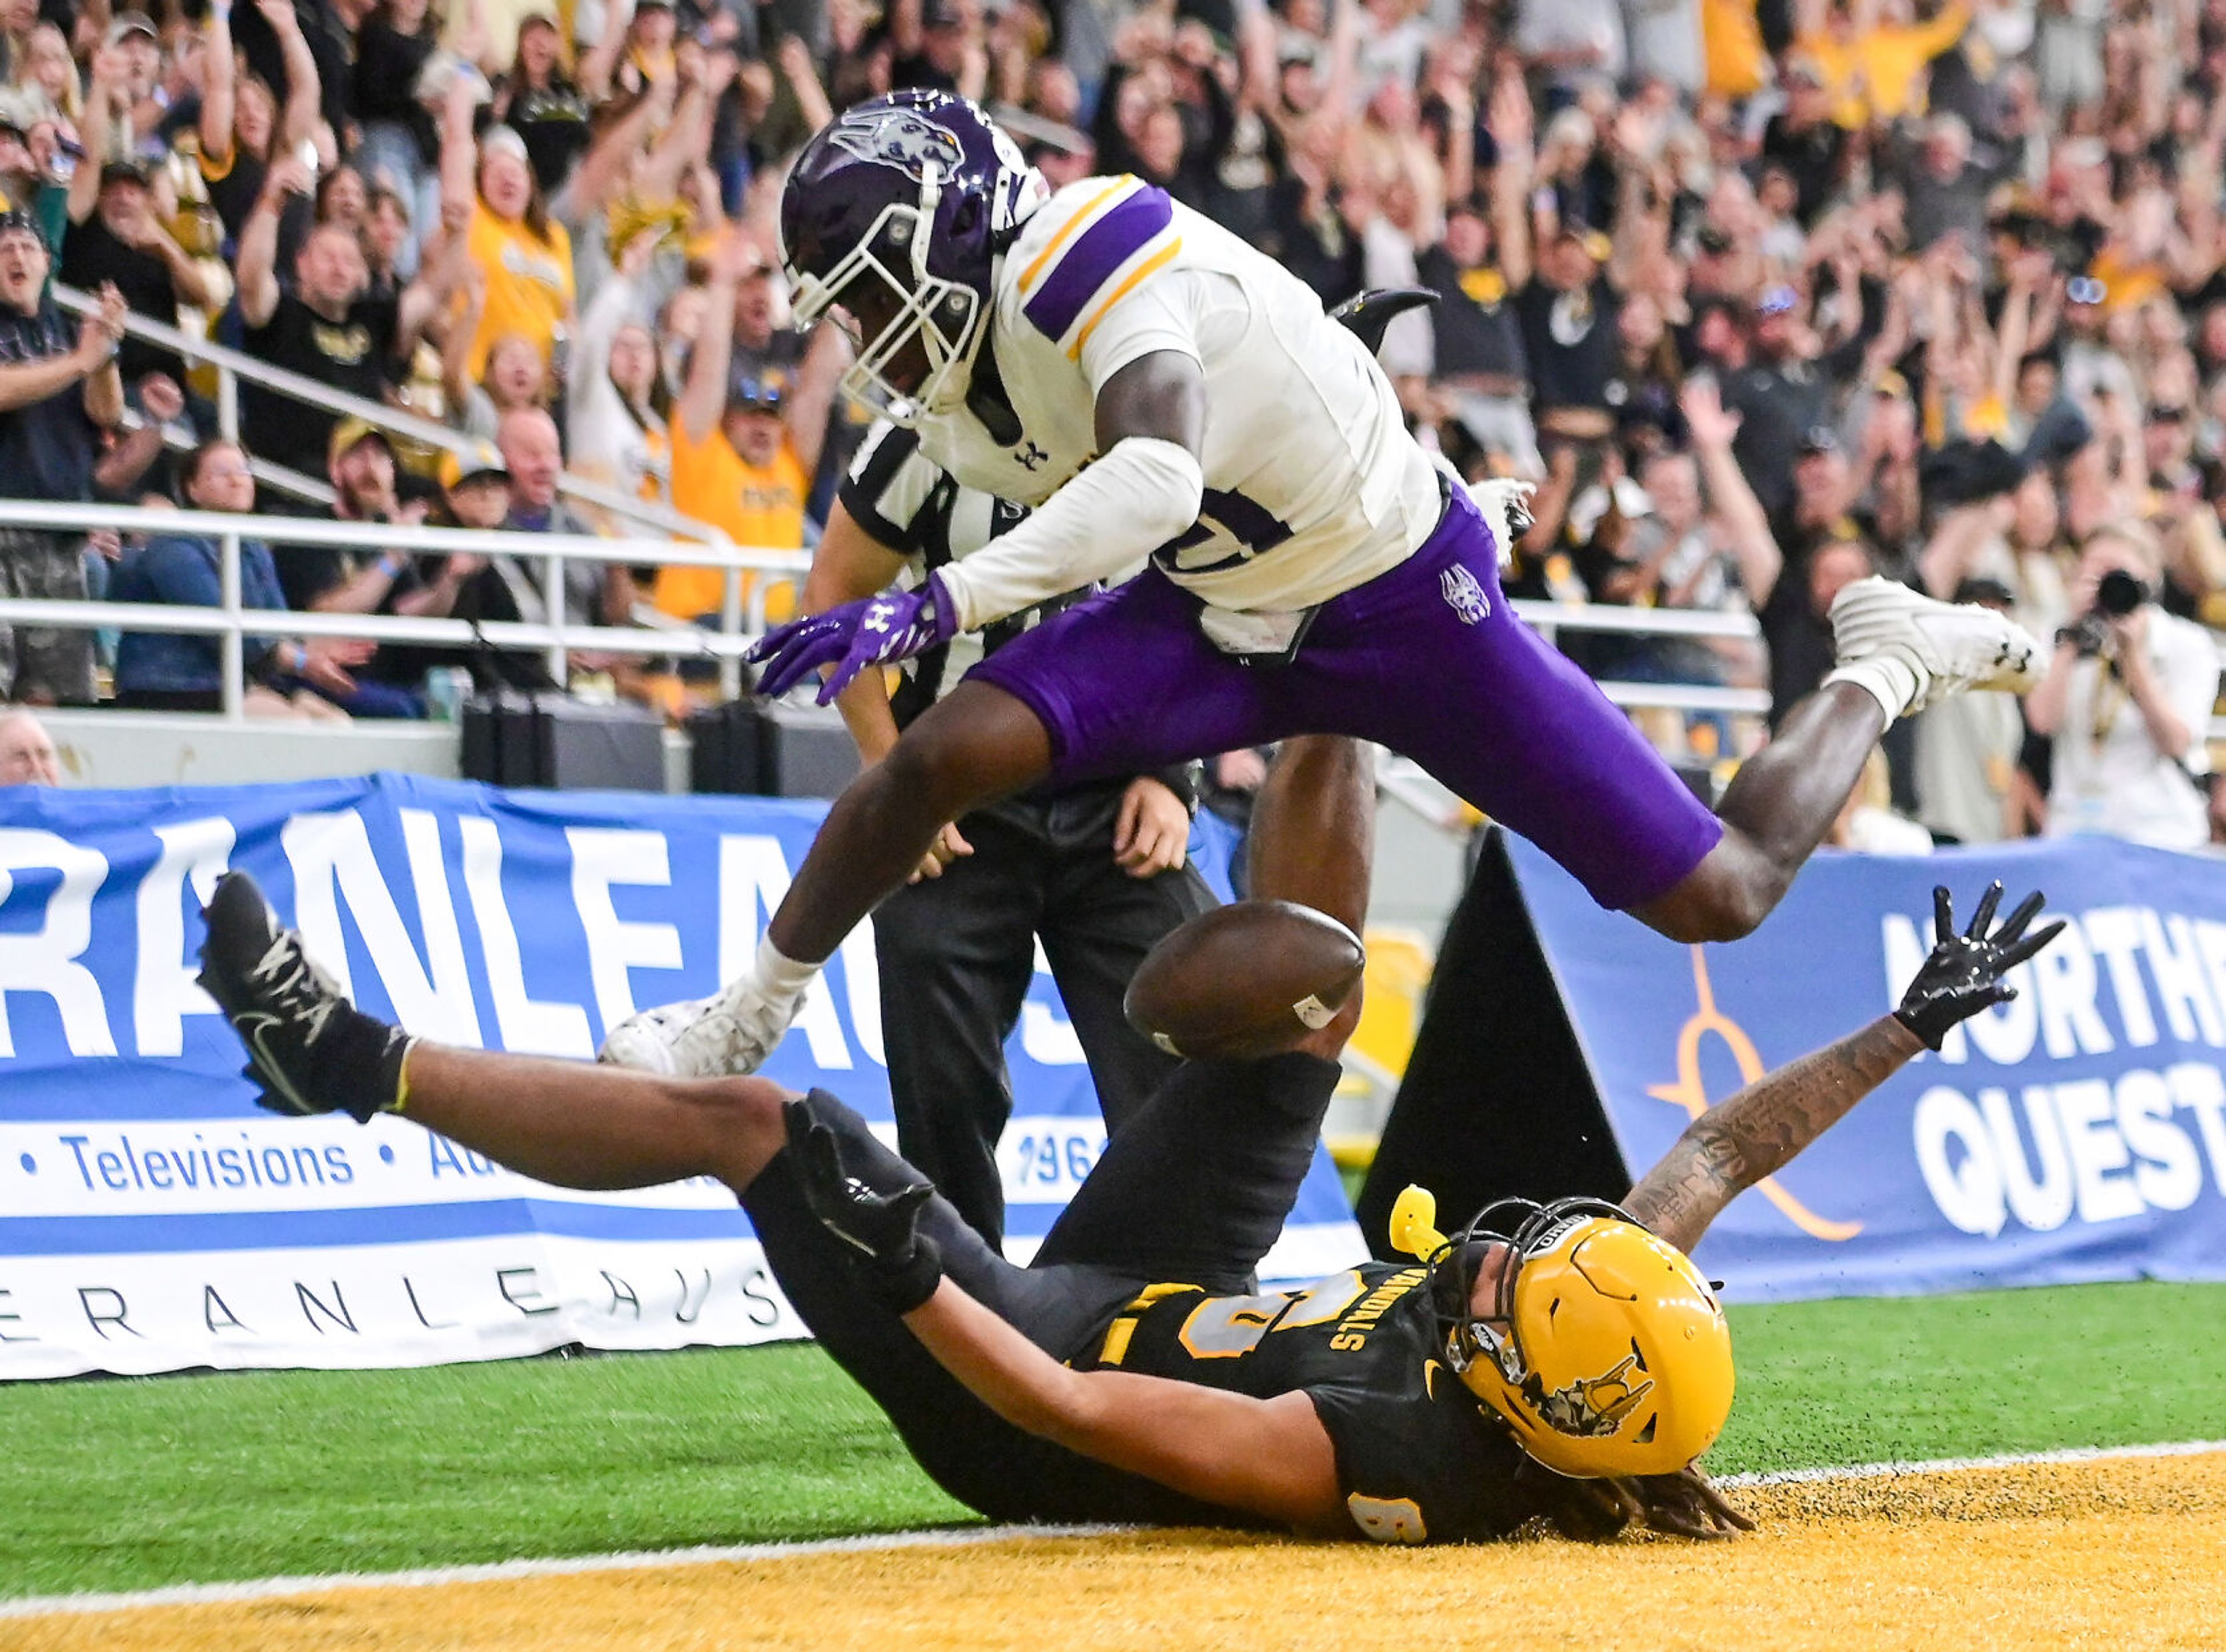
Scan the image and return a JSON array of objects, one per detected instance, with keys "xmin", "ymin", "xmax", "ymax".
[
  {"xmin": 0, "ymin": 1343, "xmax": 971, "ymax": 1602},
  {"xmin": 1714, "ymin": 1278, "xmax": 2226, "ymax": 1474},
  {"xmin": 4, "ymin": 1280, "xmax": 2223, "ymax": 1602}
]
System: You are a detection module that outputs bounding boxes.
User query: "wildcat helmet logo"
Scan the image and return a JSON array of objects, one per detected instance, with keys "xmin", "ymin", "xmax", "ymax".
[{"xmin": 825, "ymin": 106, "xmax": 966, "ymax": 181}]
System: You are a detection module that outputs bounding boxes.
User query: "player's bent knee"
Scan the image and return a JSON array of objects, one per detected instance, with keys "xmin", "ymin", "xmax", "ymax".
[
  {"xmin": 1635, "ymin": 843, "xmax": 1781, "ymax": 944},
  {"xmin": 1676, "ymin": 900, "xmax": 1765, "ymax": 945},
  {"xmin": 678, "ymin": 1075, "xmax": 791, "ymax": 1188},
  {"xmin": 1639, "ymin": 886, "xmax": 1769, "ymax": 945}
]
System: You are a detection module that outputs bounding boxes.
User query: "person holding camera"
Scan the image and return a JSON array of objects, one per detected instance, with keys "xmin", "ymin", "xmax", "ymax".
[{"xmin": 2025, "ymin": 523, "xmax": 2221, "ymax": 850}]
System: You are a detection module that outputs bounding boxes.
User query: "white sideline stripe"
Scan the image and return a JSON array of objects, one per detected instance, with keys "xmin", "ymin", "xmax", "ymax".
[
  {"xmin": 1718, "ymin": 1436, "xmax": 2226, "ymax": 1488},
  {"xmin": 0, "ymin": 1524, "xmax": 1127, "ymax": 1620},
  {"xmin": 10, "ymin": 1438, "xmax": 2226, "ymax": 1621}
]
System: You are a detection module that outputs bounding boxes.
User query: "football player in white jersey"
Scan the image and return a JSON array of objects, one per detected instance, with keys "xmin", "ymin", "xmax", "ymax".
[{"xmin": 603, "ymin": 91, "xmax": 2040, "ymax": 1079}]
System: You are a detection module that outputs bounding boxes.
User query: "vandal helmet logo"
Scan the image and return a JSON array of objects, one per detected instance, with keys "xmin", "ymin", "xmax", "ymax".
[
  {"xmin": 825, "ymin": 107, "xmax": 965, "ymax": 180},
  {"xmin": 1533, "ymin": 1354, "xmax": 1655, "ymax": 1439}
]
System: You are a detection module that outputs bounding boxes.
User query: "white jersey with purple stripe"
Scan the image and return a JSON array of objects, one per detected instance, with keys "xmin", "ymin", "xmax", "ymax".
[{"xmin": 909, "ymin": 175, "xmax": 1446, "ymax": 614}]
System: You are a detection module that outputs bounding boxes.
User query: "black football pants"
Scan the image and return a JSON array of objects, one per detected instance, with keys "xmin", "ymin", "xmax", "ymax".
[
  {"xmin": 742, "ymin": 1052, "xmax": 1340, "ymax": 1525},
  {"xmin": 869, "ymin": 781, "xmax": 1216, "ymax": 1247}
]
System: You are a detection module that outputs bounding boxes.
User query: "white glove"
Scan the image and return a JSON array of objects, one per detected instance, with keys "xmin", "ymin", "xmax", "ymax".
[{"xmin": 1466, "ymin": 478, "xmax": 1536, "ymax": 569}]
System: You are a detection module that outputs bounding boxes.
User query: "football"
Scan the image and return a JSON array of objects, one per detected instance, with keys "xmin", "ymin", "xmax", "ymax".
[{"xmin": 1123, "ymin": 900, "xmax": 1366, "ymax": 1061}]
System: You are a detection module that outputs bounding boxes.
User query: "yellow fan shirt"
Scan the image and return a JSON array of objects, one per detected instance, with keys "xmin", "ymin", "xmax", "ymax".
[
  {"xmin": 659, "ymin": 416, "xmax": 806, "ymax": 624},
  {"xmin": 463, "ymin": 200, "xmax": 576, "ymax": 378}
]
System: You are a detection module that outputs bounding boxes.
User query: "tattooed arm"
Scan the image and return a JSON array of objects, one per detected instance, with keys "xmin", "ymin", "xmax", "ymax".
[
  {"xmin": 1624, "ymin": 1016, "xmax": 1923, "ymax": 1253},
  {"xmin": 1625, "ymin": 883, "xmax": 2064, "ymax": 1255}
]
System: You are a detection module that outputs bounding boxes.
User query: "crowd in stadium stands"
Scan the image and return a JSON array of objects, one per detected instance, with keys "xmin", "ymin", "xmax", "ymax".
[{"xmin": 0, "ymin": 0, "xmax": 2222, "ymax": 847}]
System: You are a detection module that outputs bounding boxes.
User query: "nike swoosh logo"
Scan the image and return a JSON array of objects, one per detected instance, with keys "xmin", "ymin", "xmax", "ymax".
[{"xmin": 239, "ymin": 1011, "xmax": 318, "ymax": 1116}]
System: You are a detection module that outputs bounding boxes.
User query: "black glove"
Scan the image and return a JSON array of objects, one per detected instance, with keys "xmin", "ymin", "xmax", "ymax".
[
  {"xmin": 782, "ymin": 1097, "xmax": 944, "ymax": 1313},
  {"xmin": 1894, "ymin": 882, "xmax": 2065, "ymax": 1050}
]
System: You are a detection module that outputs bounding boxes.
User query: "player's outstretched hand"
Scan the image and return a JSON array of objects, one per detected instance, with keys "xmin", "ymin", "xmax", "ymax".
[
  {"xmin": 747, "ymin": 573, "xmax": 961, "ymax": 703},
  {"xmin": 782, "ymin": 1097, "xmax": 945, "ymax": 1312},
  {"xmin": 1620, "ymin": 1466, "xmax": 1756, "ymax": 1540},
  {"xmin": 744, "ymin": 606, "xmax": 854, "ymax": 698},
  {"xmin": 1894, "ymin": 881, "xmax": 2065, "ymax": 1050}
]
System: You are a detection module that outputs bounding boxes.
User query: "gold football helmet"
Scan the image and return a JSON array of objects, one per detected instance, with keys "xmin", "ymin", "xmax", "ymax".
[{"xmin": 1390, "ymin": 1187, "xmax": 1733, "ymax": 1479}]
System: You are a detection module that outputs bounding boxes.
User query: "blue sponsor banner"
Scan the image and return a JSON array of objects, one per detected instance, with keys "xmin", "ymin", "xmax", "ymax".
[
  {"xmin": 1508, "ymin": 835, "xmax": 2226, "ymax": 1302},
  {"xmin": 0, "ymin": 774, "xmax": 1359, "ymax": 1376}
]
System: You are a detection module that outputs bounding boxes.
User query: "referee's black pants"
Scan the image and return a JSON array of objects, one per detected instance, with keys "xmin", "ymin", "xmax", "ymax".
[{"xmin": 870, "ymin": 779, "xmax": 1217, "ymax": 1249}]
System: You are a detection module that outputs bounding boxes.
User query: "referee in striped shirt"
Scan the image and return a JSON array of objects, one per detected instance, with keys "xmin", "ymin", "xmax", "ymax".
[{"xmin": 806, "ymin": 419, "xmax": 1216, "ymax": 1249}]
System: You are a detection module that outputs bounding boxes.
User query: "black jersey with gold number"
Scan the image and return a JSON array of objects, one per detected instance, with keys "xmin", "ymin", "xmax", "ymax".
[{"xmin": 1078, "ymin": 1261, "xmax": 1537, "ymax": 1544}]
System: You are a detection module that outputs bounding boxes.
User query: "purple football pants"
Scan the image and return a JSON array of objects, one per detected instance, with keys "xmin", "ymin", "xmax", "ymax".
[{"xmin": 966, "ymin": 485, "xmax": 1724, "ymax": 912}]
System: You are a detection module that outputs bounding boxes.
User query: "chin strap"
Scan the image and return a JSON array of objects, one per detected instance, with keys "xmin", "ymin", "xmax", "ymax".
[
  {"xmin": 907, "ymin": 162, "xmax": 944, "ymax": 283},
  {"xmin": 1387, "ymin": 1184, "xmax": 1449, "ymax": 1261},
  {"xmin": 1393, "ymin": 1185, "xmax": 1486, "ymax": 1380}
]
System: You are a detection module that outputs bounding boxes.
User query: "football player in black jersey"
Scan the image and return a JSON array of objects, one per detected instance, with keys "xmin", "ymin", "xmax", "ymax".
[{"xmin": 194, "ymin": 736, "xmax": 2060, "ymax": 1545}]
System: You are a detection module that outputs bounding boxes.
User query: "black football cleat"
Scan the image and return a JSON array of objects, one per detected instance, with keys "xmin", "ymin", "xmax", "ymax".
[{"xmin": 196, "ymin": 871, "xmax": 413, "ymax": 1123}]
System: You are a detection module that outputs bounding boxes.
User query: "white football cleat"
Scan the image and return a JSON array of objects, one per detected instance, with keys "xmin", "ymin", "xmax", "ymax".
[
  {"xmin": 599, "ymin": 979, "xmax": 803, "ymax": 1077},
  {"xmin": 1824, "ymin": 575, "xmax": 2041, "ymax": 717}
]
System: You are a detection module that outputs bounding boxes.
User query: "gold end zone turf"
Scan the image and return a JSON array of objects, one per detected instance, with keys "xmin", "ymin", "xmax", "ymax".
[{"xmin": 10, "ymin": 1450, "xmax": 2226, "ymax": 1652}]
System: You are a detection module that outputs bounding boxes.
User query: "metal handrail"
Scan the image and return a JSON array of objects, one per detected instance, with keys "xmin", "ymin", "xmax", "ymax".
[
  {"xmin": 1594, "ymin": 680, "xmax": 1769, "ymax": 714},
  {"xmin": 0, "ymin": 496, "xmax": 807, "ymax": 718},
  {"xmin": 0, "ymin": 503, "xmax": 1931, "ymax": 750},
  {"xmin": 0, "ymin": 502, "xmax": 809, "ymax": 571},
  {"xmin": 110, "ymin": 405, "xmax": 337, "ymax": 505},
  {"xmin": 0, "ymin": 597, "xmax": 761, "ymax": 658},
  {"xmin": 1507, "ymin": 598, "xmax": 1761, "ymax": 640},
  {"xmin": 47, "ymin": 284, "xmax": 727, "ymax": 548}
]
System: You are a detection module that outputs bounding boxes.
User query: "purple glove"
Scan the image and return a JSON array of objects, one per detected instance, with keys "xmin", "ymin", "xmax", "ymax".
[{"xmin": 746, "ymin": 572, "xmax": 962, "ymax": 704}]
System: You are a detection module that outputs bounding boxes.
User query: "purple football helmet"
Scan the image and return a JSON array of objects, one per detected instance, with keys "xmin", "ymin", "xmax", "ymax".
[{"xmin": 780, "ymin": 92, "xmax": 1046, "ymax": 424}]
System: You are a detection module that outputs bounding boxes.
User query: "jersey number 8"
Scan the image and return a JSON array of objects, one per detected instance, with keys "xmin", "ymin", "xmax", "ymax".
[{"xmin": 1174, "ymin": 1271, "xmax": 1365, "ymax": 1360}]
